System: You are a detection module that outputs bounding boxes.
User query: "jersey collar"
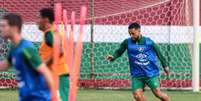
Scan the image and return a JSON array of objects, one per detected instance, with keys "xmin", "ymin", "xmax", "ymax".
[{"xmin": 132, "ymin": 35, "xmax": 144, "ymax": 44}]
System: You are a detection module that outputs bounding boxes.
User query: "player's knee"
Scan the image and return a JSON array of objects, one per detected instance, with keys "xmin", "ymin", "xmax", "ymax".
[
  {"xmin": 133, "ymin": 92, "xmax": 143, "ymax": 100},
  {"xmin": 155, "ymin": 93, "xmax": 163, "ymax": 99},
  {"xmin": 155, "ymin": 93, "xmax": 170, "ymax": 101},
  {"xmin": 153, "ymin": 89, "xmax": 169, "ymax": 100},
  {"xmin": 153, "ymin": 89, "xmax": 163, "ymax": 98}
]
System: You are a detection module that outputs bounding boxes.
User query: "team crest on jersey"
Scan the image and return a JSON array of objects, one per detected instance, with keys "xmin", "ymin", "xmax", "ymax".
[{"xmin": 138, "ymin": 47, "xmax": 145, "ymax": 52}]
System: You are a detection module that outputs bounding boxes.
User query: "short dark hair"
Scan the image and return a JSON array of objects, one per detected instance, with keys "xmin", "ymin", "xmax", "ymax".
[
  {"xmin": 40, "ymin": 8, "xmax": 55, "ymax": 24},
  {"xmin": 128, "ymin": 22, "xmax": 141, "ymax": 29},
  {"xmin": 3, "ymin": 13, "xmax": 23, "ymax": 32}
]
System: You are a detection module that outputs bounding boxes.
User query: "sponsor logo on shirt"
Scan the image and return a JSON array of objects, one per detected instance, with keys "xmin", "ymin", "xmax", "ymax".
[{"xmin": 135, "ymin": 53, "xmax": 150, "ymax": 66}]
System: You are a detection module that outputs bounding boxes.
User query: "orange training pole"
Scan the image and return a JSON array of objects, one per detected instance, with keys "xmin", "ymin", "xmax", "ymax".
[
  {"xmin": 62, "ymin": 9, "xmax": 72, "ymax": 101},
  {"xmin": 68, "ymin": 11, "xmax": 76, "ymax": 101},
  {"xmin": 61, "ymin": 5, "xmax": 86, "ymax": 101},
  {"xmin": 71, "ymin": 6, "xmax": 87, "ymax": 101},
  {"xmin": 74, "ymin": 6, "xmax": 87, "ymax": 83},
  {"xmin": 62, "ymin": 9, "xmax": 68, "ymax": 66},
  {"xmin": 52, "ymin": 3, "xmax": 62, "ymax": 101}
]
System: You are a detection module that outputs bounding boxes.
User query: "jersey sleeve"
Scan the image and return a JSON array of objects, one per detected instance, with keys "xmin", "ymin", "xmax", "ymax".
[
  {"xmin": 152, "ymin": 41, "xmax": 169, "ymax": 67},
  {"xmin": 112, "ymin": 39, "xmax": 128, "ymax": 61},
  {"xmin": 22, "ymin": 47, "xmax": 42, "ymax": 70},
  {"xmin": 45, "ymin": 31, "xmax": 54, "ymax": 47}
]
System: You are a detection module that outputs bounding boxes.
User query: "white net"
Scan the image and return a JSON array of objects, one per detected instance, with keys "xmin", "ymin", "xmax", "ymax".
[
  {"xmin": 0, "ymin": 0, "xmax": 197, "ymax": 89},
  {"xmin": 79, "ymin": 0, "xmax": 195, "ymax": 89}
]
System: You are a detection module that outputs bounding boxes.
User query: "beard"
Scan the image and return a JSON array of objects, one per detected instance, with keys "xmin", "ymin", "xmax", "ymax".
[
  {"xmin": 38, "ymin": 25, "xmax": 43, "ymax": 31},
  {"xmin": 132, "ymin": 36, "xmax": 140, "ymax": 41},
  {"xmin": 38, "ymin": 24, "xmax": 46, "ymax": 32}
]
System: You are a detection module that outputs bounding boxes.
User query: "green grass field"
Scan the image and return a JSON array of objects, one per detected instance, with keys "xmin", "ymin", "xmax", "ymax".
[{"xmin": 0, "ymin": 89, "xmax": 201, "ymax": 101}]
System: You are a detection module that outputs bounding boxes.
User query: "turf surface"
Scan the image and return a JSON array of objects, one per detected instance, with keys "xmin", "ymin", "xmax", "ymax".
[{"xmin": 0, "ymin": 89, "xmax": 201, "ymax": 101}]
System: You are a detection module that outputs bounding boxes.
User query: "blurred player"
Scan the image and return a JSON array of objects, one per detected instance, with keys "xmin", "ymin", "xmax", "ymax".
[
  {"xmin": 0, "ymin": 13, "xmax": 57, "ymax": 101},
  {"xmin": 107, "ymin": 23, "xmax": 170, "ymax": 101},
  {"xmin": 37, "ymin": 8, "xmax": 69, "ymax": 101}
]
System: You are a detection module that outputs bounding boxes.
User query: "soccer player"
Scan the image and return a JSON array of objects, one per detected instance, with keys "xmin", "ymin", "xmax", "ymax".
[
  {"xmin": 37, "ymin": 8, "xmax": 69, "ymax": 101},
  {"xmin": 107, "ymin": 23, "xmax": 170, "ymax": 101},
  {"xmin": 0, "ymin": 13, "xmax": 57, "ymax": 101}
]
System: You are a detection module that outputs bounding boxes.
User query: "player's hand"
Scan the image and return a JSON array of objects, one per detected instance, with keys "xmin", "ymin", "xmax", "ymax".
[
  {"xmin": 51, "ymin": 95, "xmax": 61, "ymax": 101},
  {"xmin": 163, "ymin": 66, "xmax": 170, "ymax": 76},
  {"xmin": 51, "ymin": 90, "xmax": 61, "ymax": 101},
  {"xmin": 107, "ymin": 55, "xmax": 114, "ymax": 61},
  {"xmin": 51, "ymin": 95, "xmax": 58, "ymax": 101}
]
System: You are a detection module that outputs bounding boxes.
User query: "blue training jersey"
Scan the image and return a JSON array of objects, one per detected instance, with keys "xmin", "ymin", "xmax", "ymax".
[
  {"xmin": 127, "ymin": 37, "xmax": 159, "ymax": 77},
  {"xmin": 8, "ymin": 39, "xmax": 51, "ymax": 100}
]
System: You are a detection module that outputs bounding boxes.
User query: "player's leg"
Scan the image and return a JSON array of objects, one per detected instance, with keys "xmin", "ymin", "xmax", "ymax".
[
  {"xmin": 132, "ymin": 77, "xmax": 147, "ymax": 101},
  {"xmin": 133, "ymin": 89, "xmax": 147, "ymax": 101},
  {"xmin": 152, "ymin": 88, "xmax": 170, "ymax": 101},
  {"xmin": 146, "ymin": 76, "xmax": 170, "ymax": 101},
  {"xmin": 59, "ymin": 74, "xmax": 70, "ymax": 101}
]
